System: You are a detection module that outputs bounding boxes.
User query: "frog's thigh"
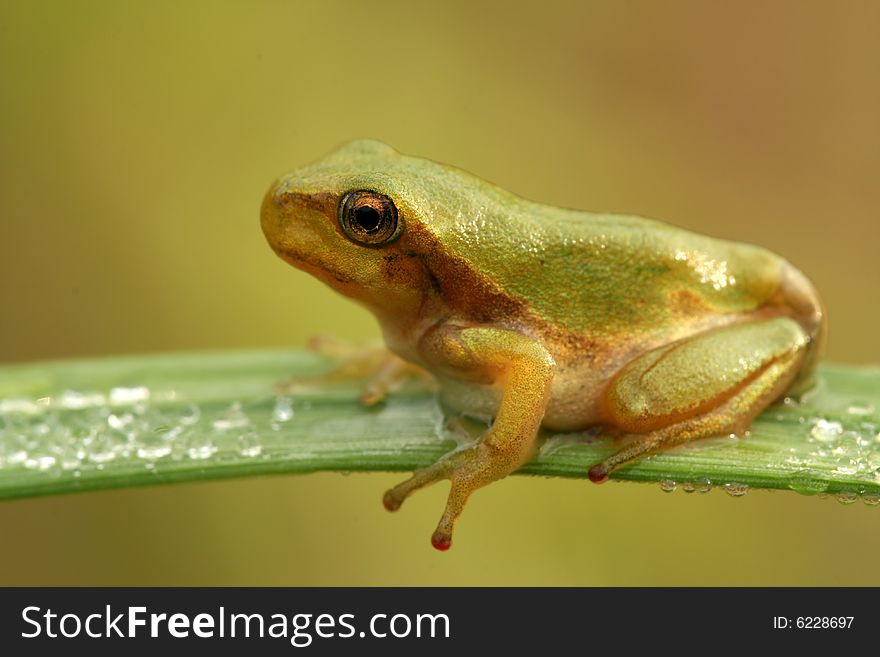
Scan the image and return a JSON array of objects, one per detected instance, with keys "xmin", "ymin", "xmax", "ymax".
[
  {"xmin": 591, "ymin": 317, "xmax": 808, "ymax": 482},
  {"xmin": 606, "ymin": 317, "xmax": 808, "ymax": 433}
]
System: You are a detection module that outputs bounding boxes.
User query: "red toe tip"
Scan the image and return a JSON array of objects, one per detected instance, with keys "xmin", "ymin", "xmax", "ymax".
[
  {"xmin": 431, "ymin": 532, "xmax": 452, "ymax": 551},
  {"xmin": 588, "ymin": 466, "xmax": 609, "ymax": 484}
]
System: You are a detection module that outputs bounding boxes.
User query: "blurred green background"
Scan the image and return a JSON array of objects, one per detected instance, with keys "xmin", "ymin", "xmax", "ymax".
[{"xmin": 1, "ymin": 0, "xmax": 879, "ymax": 585}]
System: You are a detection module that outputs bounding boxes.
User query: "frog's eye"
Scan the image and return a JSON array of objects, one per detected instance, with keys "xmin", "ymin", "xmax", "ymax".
[{"xmin": 339, "ymin": 190, "xmax": 400, "ymax": 247}]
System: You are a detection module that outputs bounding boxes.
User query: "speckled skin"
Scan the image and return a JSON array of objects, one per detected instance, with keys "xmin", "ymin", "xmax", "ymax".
[{"xmin": 261, "ymin": 140, "xmax": 825, "ymax": 550}]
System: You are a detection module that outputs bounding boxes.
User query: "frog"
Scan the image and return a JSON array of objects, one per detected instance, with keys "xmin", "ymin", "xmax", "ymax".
[{"xmin": 260, "ymin": 139, "xmax": 825, "ymax": 551}]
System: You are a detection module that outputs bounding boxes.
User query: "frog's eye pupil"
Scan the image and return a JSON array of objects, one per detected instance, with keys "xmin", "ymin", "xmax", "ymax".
[
  {"xmin": 339, "ymin": 190, "xmax": 400, "ymax": 247},
  {"xmin": 354, "ymin": 205, "xmax": 381, "ymax": 232}
]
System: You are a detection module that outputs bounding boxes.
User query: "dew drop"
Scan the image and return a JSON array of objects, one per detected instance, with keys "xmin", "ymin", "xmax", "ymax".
[
  {"xmin": 107, "ymin": 412, "xmax": 134, "ymax": 431},
  {"xmin": 836, "ymin": 463, "xmax": 859, "ymax": 476},
  {"xmin": 31, "ymin": 422, "xmax": 51, "ymax": 438},
  {"xmin": 862, "ymin": 495, "xmax": 880, "ymax": 507},
  {"xmin": 832, "ymin": 431, "xmax": 861, "ymax": 455},
  {"xmin": 272, "ymin": 397, "xmax": 294, "ymax": 423},
  {"xmin": 212, "ymin": 402, "xmax": 249, "ymax": 431},
  {"xmin": 86, "ymin": 430, "xmax": 127, "ymax": 463},
  {"xmin": 847, "ymin": 402, "xmax": 875, "ymax": 417},
  {"xmin": 136, "ymin": 434, "xmax": 173, "ymax": 460},
  {"xmin": 24, "ymin": 454, "xmax": 57, "ymax": 471},
  {"xmin": 237, "ymin": 432, "xmax": 263, "ymax": 458},
  {"xmin": 659, "ymin": 479, "xmax": 677, "ymax": 493},
  {"xmin": 723, "ymin": 483, "xmax": 749, "ymax": 497},
  {"xmin": 178, "ymin": 404, "xmax": 201, "ymax": 426},
  {"xmin": 186, "ymin": 437, "xmax": 218, "ymax": 460},
  {"xmin": 58, "ymin": 390, "xmax": 106, "ymax": 410},
  {"xmin": 810, "ymin": 419, "xmax": 843, "ymax": 443},
  {"xmin": 109, "ymin": 386, "xmax": 150, "ymax": 404},
  {"xmin": 1, "ymin": 398, "xmax": 41, "ymax": 415},
  {"xmin": 836, "ymin": 492, "xmax": 858, "ymax": 505},
  {"xmin": 5, "ymin": 439, "xmax": 28, "ymax": 466},
  {"xmin": 787, "ymin": 469, "xmax": 829, "ymax": 495},
  {"xmin": 58, "ymin": 440, "xmax": 83, "ymax": 471}
]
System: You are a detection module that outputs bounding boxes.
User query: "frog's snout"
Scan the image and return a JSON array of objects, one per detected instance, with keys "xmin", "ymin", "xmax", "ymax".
[
  {"xmin": 259, "ymin": 179, "xmax": 287, "ymax": 248},
  {"xmin": 260, "ymin": 178, "xmax": 344, "ymax": 270},
  {"xmin": 261, "ymin": 181, "xmax": 307, "ymax": 236}
]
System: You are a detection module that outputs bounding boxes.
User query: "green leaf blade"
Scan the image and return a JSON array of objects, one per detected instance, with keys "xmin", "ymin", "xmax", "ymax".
[{"xmin": 0, "ymin": 351, "xmax": 878, "ymax": 502}]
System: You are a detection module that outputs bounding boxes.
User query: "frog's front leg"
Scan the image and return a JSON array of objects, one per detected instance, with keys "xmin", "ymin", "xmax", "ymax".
[
  {"xmin": 383, "ymin": 325, "xmax": 555, "ymax": 550},
  {"xmin": 588, "ymin": 316, "xmax": 811, "ymax": 482},
  {"xmin": 277, "ymin": 337, "xmax": 430, "ymax": 406}
]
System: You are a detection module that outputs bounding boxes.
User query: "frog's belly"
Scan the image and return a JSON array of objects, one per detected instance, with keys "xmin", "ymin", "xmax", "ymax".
[
  {"xmin": 542, "ymin": 363, "xmax": 614, "ymax": 431},
  {"xmin": 436, "ymin": 315, "xmax": 747, "ymax": 433}
]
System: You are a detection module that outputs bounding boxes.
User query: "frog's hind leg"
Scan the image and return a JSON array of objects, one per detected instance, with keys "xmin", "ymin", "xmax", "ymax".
[{"xmin": 588, "ymin": 316, "xmax": 810, "ymax": 483}]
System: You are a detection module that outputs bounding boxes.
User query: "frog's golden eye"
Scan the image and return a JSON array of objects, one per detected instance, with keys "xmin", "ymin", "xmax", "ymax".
[{"xmin": 339, "ymin": 190, "xmax": 400, "ymax": 247}]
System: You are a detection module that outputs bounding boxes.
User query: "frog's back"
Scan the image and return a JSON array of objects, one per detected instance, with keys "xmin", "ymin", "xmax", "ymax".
[
  {"xmin": 428, "ymin": 185, "xmax": 785, "ymax": 339},
  {"xmin": 316, "ymin": 142, "xmax": 788, "ymax": 340}
]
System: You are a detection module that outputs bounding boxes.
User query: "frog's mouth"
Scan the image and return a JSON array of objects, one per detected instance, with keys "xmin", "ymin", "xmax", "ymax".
[{"xmin": 276, "ymin": 245, "xmax": 357, "ymax": 287}]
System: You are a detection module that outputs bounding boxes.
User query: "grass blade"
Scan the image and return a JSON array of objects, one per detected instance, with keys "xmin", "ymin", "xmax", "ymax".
[{"xmin": 0, "ymin": 350, "xmax": 878, "ymax": 501}]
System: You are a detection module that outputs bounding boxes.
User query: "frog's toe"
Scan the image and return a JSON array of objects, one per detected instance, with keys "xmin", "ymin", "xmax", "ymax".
[
  {"xmin": 429, "ymin": 479, "xmax": 473, "ymax": 551},
  {"xmin": 431, "ymin": 531, "xmax": 452, "ymax": 551},
  {"xmin": 383, "ymin": 445, "xmax": 496, "ymax": 551},
  {"xmin": 588, "ymin": 434, "xmax": 665, "ymax": 483},
  {"xmin": 360, "ymin": 387, "xmax": 386, "ymax": 407},
  {"xmin": 361, "ymin": 356, "xmax": 433, "ymax": 407},
  {"xmin": 383, "ymin": 457, "xmax": 452, "ymax": 512},
  {"xmin": 587, "ymin": 462, "xmax": 610, "ymax": 484},
  {"xmin": 382, "ymin": 489, "xmax": 402, "ymax": 512},
  {"xmin": 306, "ymin": 334, "xmax": 361, "ymax": 358}
]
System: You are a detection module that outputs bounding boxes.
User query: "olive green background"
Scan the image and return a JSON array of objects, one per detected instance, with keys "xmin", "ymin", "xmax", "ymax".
[{"xmin": 1, "ymin": 1, "xmax": 878, "ymax": 585}]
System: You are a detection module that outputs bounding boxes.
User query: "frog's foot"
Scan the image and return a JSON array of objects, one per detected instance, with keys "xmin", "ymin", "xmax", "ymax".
[
  {"xmin": 386, "ymin": 325, "xmax": 553, "ymax": 550},
  {"xmin": 306, "ymin": 333, "xmax": 368, "ymax": 359},
  {"xmin": 359, "ymin": 354, "xmax": 432, "ymax": 406},
  {"xmin": 276, "ymin": 337, "xmax": 431, "ymax": 405},
  {"xmin": 588, "ymin": 317, "xmax": 809, "ymax": 483},
  {"xmin": 587, "ymin": 430, "xmax": 677, "ymax": 484},
  {"xmin": 383, "ymin": 442, "xmax": 525, "ymax": 551}
]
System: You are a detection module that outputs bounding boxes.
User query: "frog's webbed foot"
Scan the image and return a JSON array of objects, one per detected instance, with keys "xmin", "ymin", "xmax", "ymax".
[
  {"xmin": 384, "ymin": 441, "xmax": 524, "ymax": 551},
  {"xmin": 275, "ymin": 335, "xmax": 432, "ymax": 405},
  {"xmin": 588, "ymin": 317, "xmax": 810, "ymax": 482},
  {"xmin": 358, "ymin": 354, "xmax": 432, "ymax": 406},
  {"xmin": 384, "ymin": 325, "xmax": 555, "ymax": 551}
]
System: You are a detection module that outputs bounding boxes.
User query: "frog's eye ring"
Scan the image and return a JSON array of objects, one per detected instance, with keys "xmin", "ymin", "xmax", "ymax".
[{"xmin": 339, "ymin": 190, "xmax": 401, "ymax": 247}]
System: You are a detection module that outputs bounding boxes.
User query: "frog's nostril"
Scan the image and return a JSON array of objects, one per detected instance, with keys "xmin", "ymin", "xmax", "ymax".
[
  {"xmin": 273, "ymin": 186, "xmax": 313, "ymax": 211},
  {"xmin": 273, "ymin": 185, "xmax": 292, "ymax": 207}
]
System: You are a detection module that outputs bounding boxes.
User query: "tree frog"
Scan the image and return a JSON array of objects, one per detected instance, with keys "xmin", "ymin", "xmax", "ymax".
[{"xmin": 260, "ymin": 140, "xmax": 825, "ymax": 550}]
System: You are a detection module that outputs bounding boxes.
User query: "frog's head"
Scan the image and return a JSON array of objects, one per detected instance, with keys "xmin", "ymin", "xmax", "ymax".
[{"xmin": 261, "ymin": 139, "xmax": 471, "ymax": 322}]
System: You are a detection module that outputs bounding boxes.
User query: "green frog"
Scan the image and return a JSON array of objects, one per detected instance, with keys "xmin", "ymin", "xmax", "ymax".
[{"xmin": 260, "ymin": 139, "xmax": 825, "ymax": 550}]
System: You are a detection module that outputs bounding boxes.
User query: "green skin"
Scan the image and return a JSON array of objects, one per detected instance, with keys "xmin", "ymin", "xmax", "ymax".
[{"xmin": 261, "ymin": 139, "xmax": 825, "ymax": 550}]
